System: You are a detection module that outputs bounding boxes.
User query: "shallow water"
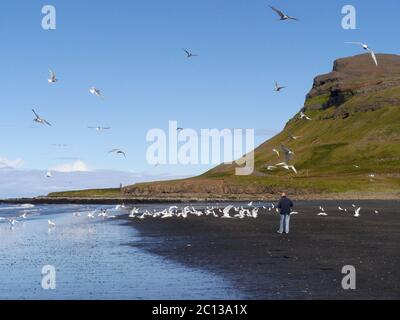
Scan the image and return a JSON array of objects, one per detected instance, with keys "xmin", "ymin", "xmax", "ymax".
[{"xmin": 0, "ymin": 204, "xmax": 245, "ymax": 300}]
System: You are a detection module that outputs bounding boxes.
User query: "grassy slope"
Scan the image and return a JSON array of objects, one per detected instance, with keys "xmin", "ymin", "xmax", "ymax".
[
  {"xmin": 48, "ymin": 189, "xmax": 122, "ymax": 198},
  {"xmin": 201, "ymin": 87, "xmax": 400, "ymax": 194}
]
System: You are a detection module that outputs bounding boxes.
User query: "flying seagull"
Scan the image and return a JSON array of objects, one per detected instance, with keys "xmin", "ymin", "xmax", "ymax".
[
  {"xmin": 183, "ymin": 49, "xmax": 198, "ymax": 58},
  {"xmin": 354, "ymin": 207, "xmax": 361, "ymax": 218},
  {"xmin": 88, "ymin": 126, "xmax": 111, "ymax": 132},
  {"xmin": 269, "ymin": 5, "xmax": 298, "ymax": 21},
  {"xmin": 89, "ymin": 87, "xmax": 102, "ymax": 97},
  {"xmin": 8, "ymin": 219, "xmax": 18, "ymax": 226},
  {"xmin": 289, "ymin": 133, "xmax": 301, "ymax": 140},
  {"xmin": 109, "ymin": 149, "xmax": 126, "ymax": 158},
  {"xmin": 281, "ymin": 144, "xmax": 295, "ymax": 163},
  {"xmin": 48, "ymin": 69, "xmax": 58, "ymax": 83},
  {"xmin": 274, "ymin": 81, "xmax": 286, "ymax": 92},
  {"xmin": 283, "ymin": 164, "xmax": 298, "ymax": 174},
  {"xmin": 300, "ymin": 112, "xmax": 312, "ymax": 121},
  {"xmin": 272, "ymin": 149, "xmax": 280, "ymax": 157},
  {"xmin": 32, "ymin": 109, "xmax": 51, "ymax": 126},
  {"xmin": 345, "ymin": 42, "xmax": 378, "ymax": 66},
  {"xmin": 48, "ymin": 220, "xmax": 56, "ymax": 227}
]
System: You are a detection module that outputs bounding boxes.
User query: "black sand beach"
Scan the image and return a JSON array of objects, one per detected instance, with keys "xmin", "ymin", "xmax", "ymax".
[{"xmin": 124, "ymin": 200, "xmax": 400, "ymax": 300}]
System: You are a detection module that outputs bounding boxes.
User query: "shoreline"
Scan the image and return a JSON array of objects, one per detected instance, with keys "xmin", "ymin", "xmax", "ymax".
[{"xmin": 1, "ymin": 193, "xmax": 400, "ymax": 205}]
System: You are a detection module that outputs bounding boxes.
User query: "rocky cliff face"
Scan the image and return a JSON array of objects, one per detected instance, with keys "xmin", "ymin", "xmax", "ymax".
[{"xmin": 303, "ymin": 54, "xmax": 400, "ymax": 119}]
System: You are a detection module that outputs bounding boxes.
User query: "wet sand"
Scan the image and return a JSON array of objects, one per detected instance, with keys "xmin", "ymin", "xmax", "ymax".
[{"xmin": 124, "ymin": 200, "xmax": 400, "ymax": 300}]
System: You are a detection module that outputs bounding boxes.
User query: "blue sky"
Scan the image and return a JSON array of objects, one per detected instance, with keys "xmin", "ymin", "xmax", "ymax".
[{"xmin": 0, "ymin": 0, "xmax": 399, "ymax": 196}]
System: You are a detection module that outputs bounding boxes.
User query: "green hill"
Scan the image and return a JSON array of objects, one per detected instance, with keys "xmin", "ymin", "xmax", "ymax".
[
  {"xmin": 121, "ymin": 54, "xmax": 400, "ymax": 200},
  {"xmin": 50, "ymin": 54, "xmax": 400, "ymax": 200}
]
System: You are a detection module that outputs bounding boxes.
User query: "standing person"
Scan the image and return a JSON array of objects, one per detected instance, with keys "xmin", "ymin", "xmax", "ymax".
[{"xmin": 277, "ymin": 193, "xmax": 294, "ymax": 234}]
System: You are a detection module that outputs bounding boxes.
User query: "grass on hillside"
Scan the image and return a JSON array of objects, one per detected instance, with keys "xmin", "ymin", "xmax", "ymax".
[{"xmin": 48, "ymin": 188, "xmax": 122, "ymax": 198}]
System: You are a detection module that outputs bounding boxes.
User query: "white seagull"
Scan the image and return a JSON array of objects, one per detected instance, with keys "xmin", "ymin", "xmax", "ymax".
[
  {"xmin": 32, "ymin": 109, "xmax": 51, "ymax": 126},
  {"xmin": 129, "ymin": 208, "xmax": 139, "ymax": 218},
  {"xmin": 46, "ymin": 171, "xmax": 52, "ymax": 178},
  {"xmin": 283, "ymin": 164, "xmax": 298, "ymax": 174},
  {"xmin": 300, "ymin": 112, "xmax": 312, "ymax": 121},
  {"xmin": 354, "ymin": 207, "xmax": 361, "ymax": 218},
  {"xmin": 345, "ymin": 42, "xmax": 378, "ymax": 66},
  {"xmin": 48, "ymin": 220, "xmax": 56, "ymax": 227},
  {"xmin": 289, "ymin": 134, "xmax": 301, "ymax": 140},
  {"xmin": 48, "ymin": 69, "xmax": 58, "ymax": 83},
  {"xmin": 281, "ymin": 144, "xmax": 295, "ymax": 163},
  {"xmin": 272, "ymin": 149, "xmax": 280, "ymax": 157},
  {"xmin": 88, "ymin": 212, "xmax": 95, "ymax": 219},
  {"xmin": 109, "ymin": 149, "xmax": 126, "ymax": 158},
  {"xmin": 274, "ymin": 81, "xmax": 286, "ymax": 92},
  {"xmin": 88, "ymin": 126, "xmax": 111, "ymax": 132},
  {"xmin": 89, "ymin": 87, "xmax": 102, "ymax": 97},
  {"xmin": 8, "ymin": 219, "xmax": 18, "ymax": 226},
  {"xmin": 269, "ymin": 5, "xmax": 299, "ymax": 21},
  {"xmin": 20, "ymin": 212, "xmax": 28, "ymax": 219},
  {"xmin": 183, "ymin": 49, "xmax": 198, "ymax": 58},
  {"xmin": 221, "ymin": 205, "xmax": 233, "ymax": 219}
]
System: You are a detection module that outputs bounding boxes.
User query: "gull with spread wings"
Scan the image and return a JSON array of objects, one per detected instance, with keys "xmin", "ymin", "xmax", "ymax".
[
  {"xmin": 183, "ymin": 49, "xmax": 198, "ymax": 58},
  {"xmin": 345, "ymin": 42, "xmax": 378, "ymax": 66},
  {"xmin": 281, "ymin": 144, "xmax": 295, "ymax": 163},
  {"xmin": 32, "ymin": 109, "xmax": 51, "ymax": 126},
  {"xmin": 269, "ymin": 5, "xmax": 298, "ymax": 21},
  {"xmin": 88, "ymin": 126, "xmax": 111, "ymax": 132},
  {"xmin": 109, "ymin": 149, "xmax": 126, "ymax": 158},
  {"xmin": 48, "ymin": 69, "xmax": 58, "ymax": 83},
  {"xmin": 274, "ymin": 81, "xmax": 286, "ymax": 92}
]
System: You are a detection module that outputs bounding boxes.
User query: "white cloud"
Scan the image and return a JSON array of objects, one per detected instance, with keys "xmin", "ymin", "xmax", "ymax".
[
  {"xmin": 0, "ymin": 156, "xmax": 23, "ymax": 169},
  {"xmin": 51, "ymin": 160, "xmax": 91, "ymax": 173}
]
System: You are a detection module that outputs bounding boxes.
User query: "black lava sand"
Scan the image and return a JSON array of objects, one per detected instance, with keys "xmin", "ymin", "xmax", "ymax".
[{"xmin": 124, "ymin": 200, "xmax": 400, "ymax": 300}]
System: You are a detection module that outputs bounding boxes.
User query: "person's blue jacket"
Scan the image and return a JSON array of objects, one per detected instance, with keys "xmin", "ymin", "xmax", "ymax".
[{"xmin": 278, "ymin": 197, "xmax": 293, "ymax": 215}]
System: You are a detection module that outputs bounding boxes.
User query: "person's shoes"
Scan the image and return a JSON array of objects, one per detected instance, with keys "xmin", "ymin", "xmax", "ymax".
[{"xmin": 277, "ymin": 231, "xmax": 283, "ymax": 234}]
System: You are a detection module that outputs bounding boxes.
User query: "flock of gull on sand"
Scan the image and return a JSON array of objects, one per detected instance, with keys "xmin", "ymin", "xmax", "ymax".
[{"xmin": 0, "ymin": 201, "xmax": 382, "ymax": 230}]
